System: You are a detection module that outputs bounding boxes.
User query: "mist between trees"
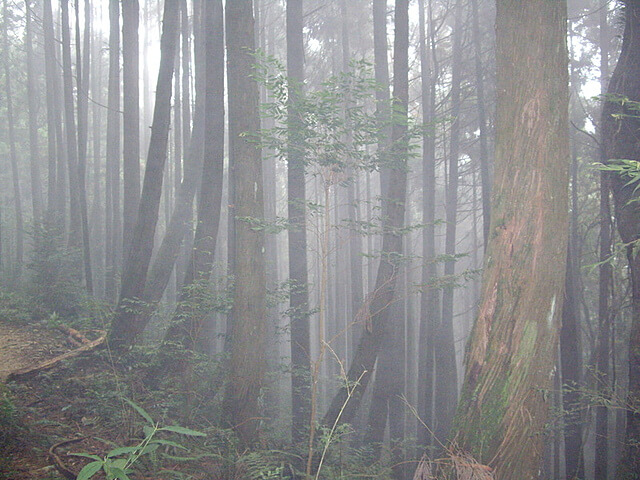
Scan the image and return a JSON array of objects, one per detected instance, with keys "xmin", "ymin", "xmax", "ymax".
[{"xmin": 0, "ymin": 1, "xmax": 639, "ymax": 480}]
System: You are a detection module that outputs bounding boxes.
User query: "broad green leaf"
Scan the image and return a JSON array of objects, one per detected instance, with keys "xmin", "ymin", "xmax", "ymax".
[
  {"xmin": 76, "ymin": 461, "xmax": 103, "ymax": 480},
  {"xmin": 122, "ymin": 398, "xmax": 154, "ymax": 425},
  {"xmin": 159, "ymin": 425, "xmax": 206, "ymax": 437},
  {"xmin": 110, "ymin": 459, "xmax": 128, "ymax": 469}
]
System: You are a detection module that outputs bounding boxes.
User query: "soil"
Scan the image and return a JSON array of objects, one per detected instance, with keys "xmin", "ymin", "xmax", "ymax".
[{"xmin": 0, "ymin": 322, "xmax": 68, "ymax": 381}]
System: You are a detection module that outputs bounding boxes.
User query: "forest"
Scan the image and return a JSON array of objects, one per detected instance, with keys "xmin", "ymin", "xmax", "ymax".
[{"xmin": 0, "ymin": 0, "xmax": 638, "ymax": 479}]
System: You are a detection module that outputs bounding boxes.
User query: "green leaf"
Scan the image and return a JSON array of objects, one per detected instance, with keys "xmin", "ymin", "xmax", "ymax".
[
  {"xmin": 76, "ymin": 461, "xmax": 103, "ymax": 480},
  {"xmin": 70, "ymin": 453, "xmax": 102, "ymax": 461},
  {"xmin": 159, "ymin": 425, "xmax": 206, "ymax": 437},
  {"xmin": 122, "ymin": 398, "xmax": 154, "ymax": 425},
  {"xmin": 110, "ymin": 459, "xmax": 128, "ymax": 469},
  {"xmin": 143, "ymin": 425, "xmax": 155, "ymax": 438},
  {"xmin": 106, "ymin": 446, "xmax": 139, "ymax": 458},
  {"xmin": 110, "ymin": 467, "xmax": 132, "ymax": 480},
  {"xmin": 140, "ymin": 443, "xmax": 160, "ymax": 455},
  {"xmin": 149, "ymin": 438, "xmax": 187, "ymax": 450}
]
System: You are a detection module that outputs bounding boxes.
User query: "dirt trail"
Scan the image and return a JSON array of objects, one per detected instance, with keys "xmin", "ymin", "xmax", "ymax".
[{"xmin": 0, "ymin": 322, "xmax": 67, "ymax": 381}]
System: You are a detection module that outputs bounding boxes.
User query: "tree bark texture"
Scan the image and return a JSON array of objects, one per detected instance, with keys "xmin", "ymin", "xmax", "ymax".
[
  {"xmin": 222, "ymin": 0, "xmax": 268, "ymax": 448},
  {"xmin": 601, "ymin": 2, "xmax": 640, "ymax": 477},
  {"xmin": 451, "ymin": 2, "xmax": 569, "ymax": 479}
]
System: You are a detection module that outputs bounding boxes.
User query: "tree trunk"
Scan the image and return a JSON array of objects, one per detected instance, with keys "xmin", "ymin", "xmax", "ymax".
[
  {"xmin": 25, "ymin": 0, "xmax": 44, "ymax": 222},
  {"xmin": 43, "ymin": 0, "xmax": 61, "ymax": 216},
  {"xmin": 2, "ymin": 0, "xmax": 24, "ymax": 276},
  {"xmin": 601, "ymin": 2, "xmax": 640, "ymax": 477},
  {"xmin": 122, "ymin": 0, "xmax": 141, "ymax": 261},
  {"xmin": 322, "ymin": 0, "xmax": 409, "ymax": 431},
  {"xmin": 222, "ymin": 0, "xmax": 268, "ymax": 448},
  {"xmin": 286, "ymin": 0, "xmax": 311, "ymax": 444},
  {"xmin": 417, "ymin": 0, "xmax": 439, "ymax": 454},
  {"xmin": 105, "ymin": 0, "xmax": 121, "ymax": 302},
  {"xmin": 470, "ymin": 0, "xmax": 491, "ymax": 248},
  {"xmin": 164, "ymin": 0, "xmax": 224, "ymax": 350},
  {"xmin": 436, "ymin": 0, "xmax": 463, "ymax": 446},
  {"xmin": 60, "ymin": 0, "xmax": 82, "ymax": 253},
  {"xmin": 109, "ymin": 0, "xmax": 180, "ymax": 349},
  {"xmin": 451, "ymin": 1, "xmax": 569, "ymax": 479}
]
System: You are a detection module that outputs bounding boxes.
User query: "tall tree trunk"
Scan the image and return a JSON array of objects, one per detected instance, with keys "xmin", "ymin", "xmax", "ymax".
[
  {"xmin": 436, "ymin": 0, "xmax": 462, "ymax": 446},
  {"xmin": 75, "ymin": 0, "xmax": 93, "ymax": 294},
  {"xmin": 25, "ymin": 0, "xmax": 44, "ymax": 222},
  {"xmin": 286, "ymin": 0, "xmax": 311, "ymax": 445},
  {"xmin": 222, "ymin": 0, "xmax": 268, "ymax": 448},
  {"xmin": 60, "ymin": 0, "xmax": 82, "ymax": 252},
  {"xmin": 601, "ymin": 2, "xmax": 640, "ymax": 477},
  {"xmin": 417, "ymin": 0, "xmax": 439, "ymax": 453},
  {"xmin": 43, "ymin": 0, "xmax": 61, "ymax": 216},
  {"xmin": 164, "ymin": 0, "xmax": 224, "ymax": 350},
  {"xmin": 2, "ymin": 0, "xmax": 24, "ymax": 279},
  {"xmin": 109, "ymin": 0, "xmax": 180, "ymax": 349},
  {"xmin": 561, "ymin": 153, "xmax": 584, "ymax": 480},
  {"xmin": 322, "ymin": 0, "xmax": 409, "ymax": 431},
  {"xmin": 450, "ymin": 1, "xmax": 569, "ymax": 479},
  {"xmin": 595, "ymin": 4, "xmax": 612, "ymax": 478},
  {"xmin": 122, "ymin": 0, "xmax": 141, "ymax": 260},
  {"xmin": 2, "ymin": 0, "xmax": 24, "ymax": 276},
  {"xmin": 106, "ymin": 0, "xmax": 121, "ymax": 302},
  {"xmin": 470, "ymin": 0, "xmax": 490, "ymax": 247}
]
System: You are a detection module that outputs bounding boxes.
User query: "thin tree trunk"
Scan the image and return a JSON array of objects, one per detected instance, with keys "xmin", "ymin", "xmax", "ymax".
[
  {"xmin": 286, "ymin": 0, "xmax": 311, "ymax": 444},
  {"xmin": 43, "ymin": 0, "xmax": 60, "ymax": 215},
  {"xmin": 122, "ymin": 0, "xmax": 141, "ymax": 261},
  {"xmin": 25, "ymin": 0, "xmax": 44, "ymax": 222},
  {"xmin": 322, "ymin": 0, "xmax": 409, "ymax": 431},
  {"xmin": 75, "ymin": 0, "xmax": 93, "ymax": 294},
  {"xmin": 436, "ymin": 0, "xmax": 463, "ymax": 446},
  {"xmin": 2, "ymin": 0, "xmax": 24, "ymax": 276},
  {"xmin": 105, "ymin": 0, "xmax": 121, "ymax": 302},
  {"xmin": 417, "ymin": 0, "xmax": 439, "ymax": 454},
  {"xmin": 60, "ymin": 0, "xmax": 82, "ymax": 252}
]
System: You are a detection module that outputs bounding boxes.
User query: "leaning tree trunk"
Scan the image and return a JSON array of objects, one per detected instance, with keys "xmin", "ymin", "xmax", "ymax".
[
  {"xmin": 450, "ymin": 1, "xmax": 569, "ymax": 479},
  {"xmin": 109, "ymin": 0, "xmax": 180, "ymax": 350},
  {"xmin": 601, "ymin": 2, "xmax": 640, "ymax": 477},
  {"xmin": 322, "ymin": 0, "xmax": 409, "ymax": 431}
]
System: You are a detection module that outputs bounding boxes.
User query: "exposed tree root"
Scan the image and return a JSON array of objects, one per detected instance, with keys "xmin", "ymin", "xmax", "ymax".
[{"xmin": 48, "ymin": 437, "xmax": 85, "ymax": 480}]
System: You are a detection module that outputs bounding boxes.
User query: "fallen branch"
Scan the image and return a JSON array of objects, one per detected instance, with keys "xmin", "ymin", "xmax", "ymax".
[
  {"xmin": 49, "ymin": 437, "xmax": 85, "ymax": 480},
  {"xmin": 7, "ymin": 331, "xmax": 106, "ymax": 381},
  {"xmin": 57, "ymin": 325, "xmax": 91, "ymax": 344}
]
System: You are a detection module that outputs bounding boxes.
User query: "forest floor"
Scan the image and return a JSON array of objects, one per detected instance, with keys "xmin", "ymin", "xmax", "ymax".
[{"xmin": 0, "ymin": 320, "xmax": 225, "ymax": 480}]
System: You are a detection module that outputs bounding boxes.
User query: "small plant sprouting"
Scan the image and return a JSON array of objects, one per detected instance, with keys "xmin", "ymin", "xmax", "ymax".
[{"xmin": 71, "ymin": 398, "xmax": 205, "ymax": 480}]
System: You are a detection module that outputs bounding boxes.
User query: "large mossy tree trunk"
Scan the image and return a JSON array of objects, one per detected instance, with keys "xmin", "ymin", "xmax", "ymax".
[
  {"xmin": 601, "ymin": 2, "xmax": 640, "ymax": 477},
  {"xmin": 450, "ymin": 1, "xmax": 569, "ymax": 479}
]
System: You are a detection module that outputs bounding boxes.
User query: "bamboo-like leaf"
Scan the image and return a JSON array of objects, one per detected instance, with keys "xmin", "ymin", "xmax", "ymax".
[
  {"xmin": 76, "ymin": 461, "xmax": 103, "ymax": 480},
  {"xmin": 159, "ymin": 425, "xmax": 206, "ymax": 436}
]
